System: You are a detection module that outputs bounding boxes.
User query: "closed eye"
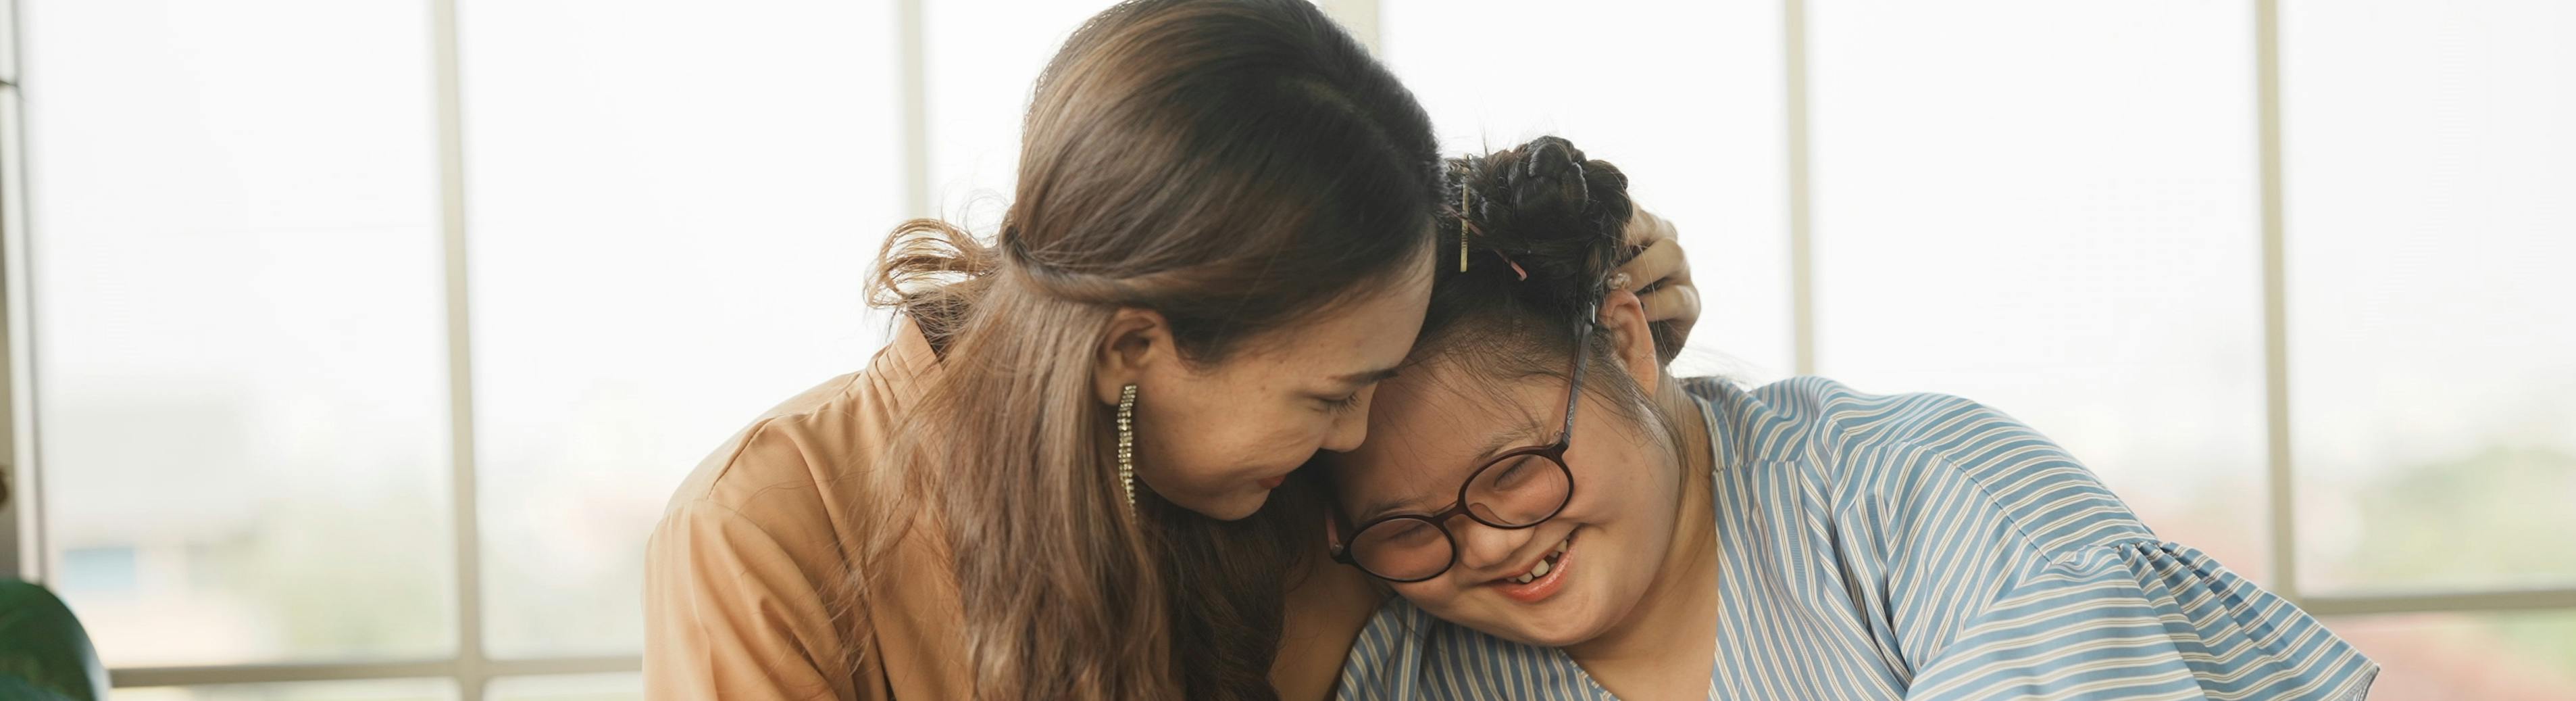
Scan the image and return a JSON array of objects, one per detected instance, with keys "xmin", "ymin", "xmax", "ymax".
[{"xmin": 1489, "ymin": 456, "xmax": 1538, "ymax": 487}]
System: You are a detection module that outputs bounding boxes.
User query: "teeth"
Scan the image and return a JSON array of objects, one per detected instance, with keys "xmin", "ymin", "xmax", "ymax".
[{"xmin": 1503, "ymin": 530, "xmax": 1577, "ymax": 587}]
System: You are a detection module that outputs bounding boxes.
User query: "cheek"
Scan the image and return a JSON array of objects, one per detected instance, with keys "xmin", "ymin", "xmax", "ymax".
[
  {"xmin": 1139, "ymin": 378, "xmax": 1323, "ymax": 475},
  {"xmin": 1390, "ymin": 577, "xmax": 1473, "ymax": 610},
  {"xmin": 1565, "ymin": 421, "xmax": 1682, "ymax": 516}
]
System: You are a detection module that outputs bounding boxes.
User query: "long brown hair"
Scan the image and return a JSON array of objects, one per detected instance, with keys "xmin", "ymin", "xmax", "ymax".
[{"xmin": 863, "ymin": 1, "xmax": 1442, "ymax": 698}]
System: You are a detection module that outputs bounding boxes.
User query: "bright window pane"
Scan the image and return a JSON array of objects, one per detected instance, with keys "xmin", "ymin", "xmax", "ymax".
[
  {"xmin": 118, "ymin": 679, "xmax": 453, "ymax": 701},
  {"xmin": 1382, "ymin": 0, "xmax": 1794, "ymax": 380},
  {"xmin": 2283, "ymin": 0, "xmax": 2576, "ymax": 593},
  {"xmin": 486, "ymin": 673, "xmax": 642, "ymax": 701},
  {"xmin": 1805, "ymin": 1, "xmax": 2269, "ymax": 579},
  {"xmin": 459, "ymin": 0, "xmax": 904, "ymax": 657},
  {"xmin": 921, "ymin": 0, "xmax": 1109, "ymax": 224},
  {"xmin": 2326, "ymin": 611, "xmax": 2576, "ymax": 700},
  {"xmin": 24, "ymin": 0, "xmax": 453, "ymax": 665}
]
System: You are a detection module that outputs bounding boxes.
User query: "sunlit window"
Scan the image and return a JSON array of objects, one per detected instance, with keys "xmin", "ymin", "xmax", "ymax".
[
  {"xmin": 9, "ymin": 1, "xmax": 2573, "ymax": 699},
  {"xmin": 455, "ymin": 0, "xmax": 905, "ymax": 659},
  {"xmin": 2281, "ymin": 0, "xmax": 2576, "ymax": 595},
  {"xmin": 1801, "ymin": 0, "xmax": 2270, "ymax": 578},
  {"xmin": 1382, "ymin": 0, "xmax": 1794, "ymax": 381},
  {"xmin": 26, "ymin": 0, "xmax": 455, "ymax": 667}
]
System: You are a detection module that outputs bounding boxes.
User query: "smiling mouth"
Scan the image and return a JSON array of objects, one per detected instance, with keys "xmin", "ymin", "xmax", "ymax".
[{"xmin": 1494, "ymin": 525, "xmax": 1566, "ymax": 585}]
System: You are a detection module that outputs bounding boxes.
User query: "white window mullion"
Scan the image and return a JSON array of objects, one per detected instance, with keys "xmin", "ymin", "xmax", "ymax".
[
  {"xmin": 429, "ymin": 0, "xmax": 486, "ymax": 697},
  {"xmin": 2302, "ymin": 589, "xmax": 2576, "ymax": 617},
  {"xmin": 2253, "ymin": 0, "xmax": 2298, "ymax": 604},
  {"xmin": 899, "ymin": 0, "xmax": 931, "ymax": 220},
  {"xmin": 1783, "ymin": 0, "xmax": 1816, "ymax": 377}
]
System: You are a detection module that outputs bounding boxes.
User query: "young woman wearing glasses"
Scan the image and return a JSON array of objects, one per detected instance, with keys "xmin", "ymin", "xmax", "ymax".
[{"xmin": 1322, "ymin": 137, "xmax": 2379, "ymax": 701}]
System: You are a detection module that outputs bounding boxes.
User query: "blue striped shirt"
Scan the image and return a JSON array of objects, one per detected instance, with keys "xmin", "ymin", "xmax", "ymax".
[{"xmin": 1338, "ymin": 377, "xmax": 2377, "ymax": 700}]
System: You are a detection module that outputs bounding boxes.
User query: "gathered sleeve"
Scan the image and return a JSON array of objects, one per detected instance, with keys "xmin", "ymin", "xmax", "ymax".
[
  {"xmin": 1900, "ymin": 540, "xmax": 2376, "ymax": 700},
  {"xmin": 1807, "ymin": 389, "xmax": 2379, "ymax": 700}
]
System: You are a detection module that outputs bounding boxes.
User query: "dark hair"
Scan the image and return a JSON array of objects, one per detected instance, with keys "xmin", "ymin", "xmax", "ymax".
[
  {"xmin": 862, "ymin": 1, "xmax": 1442, "ymax": 698},
  {"xmin": 1422, "ymin": 136, "xmax": 1680, "ymax": 381}
]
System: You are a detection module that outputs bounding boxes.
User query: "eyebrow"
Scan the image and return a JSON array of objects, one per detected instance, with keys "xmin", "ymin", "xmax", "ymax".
[
  {"xmin": 1350, "ymin": 422, "xmax": 1548, "ymax": 523},
  {"xmin": 1332, "ymin": 366, "xmax": 1403, "ymax": 386}
]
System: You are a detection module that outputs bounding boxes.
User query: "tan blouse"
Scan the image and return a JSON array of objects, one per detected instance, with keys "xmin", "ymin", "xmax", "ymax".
[
  {"xmin": 644, "ymin": 319, "xmax": 971, "ymax": 700},
  {"xmin": 643, "ymin": 318, "xmax": 1374, "ymax": 700}
]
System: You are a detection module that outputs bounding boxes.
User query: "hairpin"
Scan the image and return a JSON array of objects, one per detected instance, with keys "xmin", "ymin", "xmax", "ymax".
[
  {"xmin": 1455, "ymin": 186, "xmax": 1527, "ymax": 281},
  {"xmin": 1459, "ymin": 186, "xmax": 1471, "ymax": 272}
]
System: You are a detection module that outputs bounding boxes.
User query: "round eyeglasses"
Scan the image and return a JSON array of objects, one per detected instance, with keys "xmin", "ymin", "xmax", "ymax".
[
  {"xmin": 1332, "ymin": 443, "xmax": 1576, "ymax": 582},
  {"xmin": 1330, "ymin": 306, "xmax": 1594, "ymax": 583}
]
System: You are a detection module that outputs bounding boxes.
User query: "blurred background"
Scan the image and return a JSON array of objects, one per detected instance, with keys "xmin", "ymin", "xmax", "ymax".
[{"xmin": 0, "ymin": 0, "xmax": 2567, "ymax": 699}]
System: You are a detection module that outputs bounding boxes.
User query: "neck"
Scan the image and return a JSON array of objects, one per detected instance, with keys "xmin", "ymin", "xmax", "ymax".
[{"xmin": 1563, "ymin": 377, "xmax": 1721, "ymax": 668}]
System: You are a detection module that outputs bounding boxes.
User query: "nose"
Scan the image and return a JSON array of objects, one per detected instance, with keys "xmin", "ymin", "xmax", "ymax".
[
  {"xmin": 1447, "ymin": 514, "xmax": 1534, "ymax": 577},
  {"xmin": 1319, "ymin": 395, "xmax": 1371, "ymax": 453}
]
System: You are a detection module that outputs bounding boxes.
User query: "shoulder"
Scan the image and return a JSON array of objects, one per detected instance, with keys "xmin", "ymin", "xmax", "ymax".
[
  {"xmin": 659, "ymin": 372, "xmax": 869, "ymax": 523},
  {"xmin": 1746, "ymin": 377, "xmax": 2152, "ymax": 554},
  {"xmin": 1739, "ymin": 377, "xmax": 2008, "ymax": 453},
  {"xmin": 1682, "ymin": 376, "xmax": 2014, "ymax": 465},
  {"xmin": 1277, "ymin": 563, "xmax": 1383, "ymax": 701},
  {"xmin": 656, "ymin": 318, "xmax": 945, "ymax": 551}
]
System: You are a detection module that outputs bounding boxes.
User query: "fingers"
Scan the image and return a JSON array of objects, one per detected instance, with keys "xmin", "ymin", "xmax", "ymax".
[
  {"xmin": 1621, "ymin": 207, "xmax": 1677, "ymax": 249},
  {"xmin": 1617, "ymin": 205, "xmax": 1704, "ymax": 347},
  {"xmin": 1613, "ymin": 235, "xmax": 1690, "ymax": 293},
  {"xmin": 1638, "ymin": 283, "xmax": 1700, "ymax": 324}
]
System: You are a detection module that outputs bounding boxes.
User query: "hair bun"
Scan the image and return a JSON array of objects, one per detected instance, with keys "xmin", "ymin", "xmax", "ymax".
[
  {"xmin": 1451, "ymin": 135, "xmax": 1634, "ymax": 307},
  {"xmin": 1503, "ymin": 137, "xmax": 1595, "ymax": 224}
]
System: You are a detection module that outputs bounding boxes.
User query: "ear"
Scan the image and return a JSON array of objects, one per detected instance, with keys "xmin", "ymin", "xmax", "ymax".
[
  {"xmin": 1094, "ymin": 308, "xmax": 1173, "ymax": 405},
  {"xmin": 1596, "ymin": 289, "xmax": 1662, "ymax": 399}
]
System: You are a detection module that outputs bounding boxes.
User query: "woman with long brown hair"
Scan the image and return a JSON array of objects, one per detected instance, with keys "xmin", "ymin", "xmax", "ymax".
[{"xmin": 642, "ymin": 1, "xmax": 1699, "ymax": 699}]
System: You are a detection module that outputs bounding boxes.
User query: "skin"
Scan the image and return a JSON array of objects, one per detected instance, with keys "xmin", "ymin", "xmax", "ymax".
[
  {"xmin": 1090, "ymin": 250, "xmax": 1438, "ymax": 520},
  {"xmin": 1610, "ymin": 208, "xmax": 1699, "ymax": 345},
  {"xmin": 1328, "ymin": 290, "xmax": 1723, "ymax": 700},
  {"xmin": 1075, "ymin": 205, "xmax": 1696, "ymax": 525},
  {"xmin": 1263, "ymin": 207, "xmax": 1703, "ymax": 700}
]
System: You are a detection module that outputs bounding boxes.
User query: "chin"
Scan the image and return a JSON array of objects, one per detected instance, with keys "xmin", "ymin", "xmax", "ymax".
[
  {"xmin": 1447, "ymin": 613, "xmax": 1599, "ymax": 649},
  {"xmin": 1163, "ymin": 485, "xmax": 1269, "ymax": 521},
  {"xmin": 1426, "ymin": 570, "xmax": 1619, "ymax": 648},
  {"xmin": 1484, "ymin": 601, "xmax": 1613, "ymax": 648}
]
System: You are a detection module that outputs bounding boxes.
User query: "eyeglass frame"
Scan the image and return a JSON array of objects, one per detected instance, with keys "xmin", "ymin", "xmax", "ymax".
[{"xmin": 1329, "ymin": 302, "xmax": 1597, "ymax": 583}]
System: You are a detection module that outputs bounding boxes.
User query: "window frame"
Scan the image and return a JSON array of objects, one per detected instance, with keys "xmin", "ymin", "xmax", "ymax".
[{"xmin": 0, "ymin": 1, "xmax": 2567, "ymax": 699}]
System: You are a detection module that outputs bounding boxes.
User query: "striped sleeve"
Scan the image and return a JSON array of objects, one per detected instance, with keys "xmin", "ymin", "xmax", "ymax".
[
  {"xmin": 1903, "ymin": 541, "xmax": 2377, "ymax": 701},
  {"xmin": 1812, "ymin": 389, "xmax": 2378, "ymax": 700},
  {"xmin": 1335, "ymin": 600, "xmax": 1432, "ymax": 701}
]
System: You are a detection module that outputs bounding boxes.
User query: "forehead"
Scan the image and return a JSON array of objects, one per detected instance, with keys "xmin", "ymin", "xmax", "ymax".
[{"xmin": 1335, "ymin": 360, "xmax": 1553, "ymax": 494}]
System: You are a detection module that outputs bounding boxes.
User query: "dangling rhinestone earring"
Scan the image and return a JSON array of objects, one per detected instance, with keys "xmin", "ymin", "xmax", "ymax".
[{"xmin": 1115, "ymin": 384, "xmax": 1140, "ymax": 513}]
